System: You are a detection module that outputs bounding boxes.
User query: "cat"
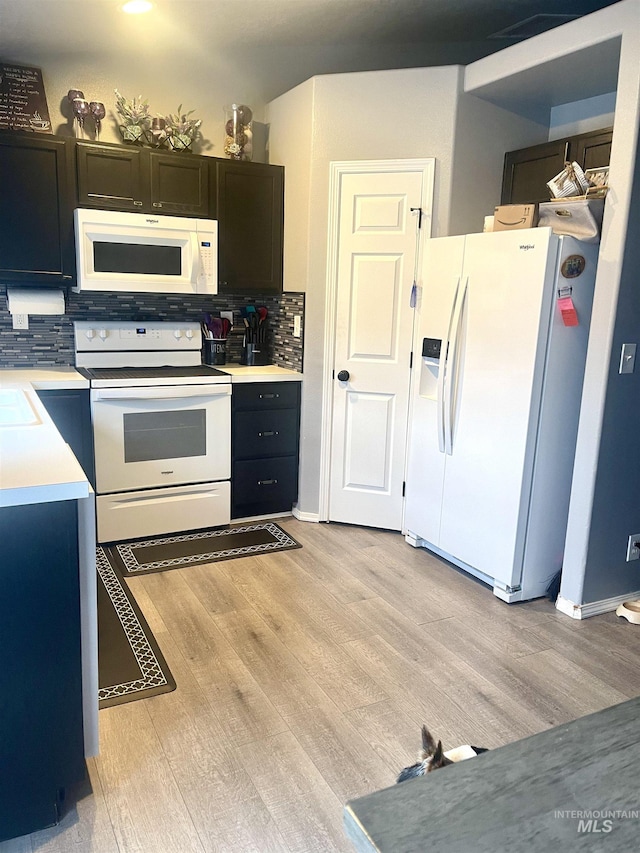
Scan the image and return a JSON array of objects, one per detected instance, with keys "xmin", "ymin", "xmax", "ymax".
[{"xmin": 396, "ymin": 725, "xmax": 488, "ymax": 783}]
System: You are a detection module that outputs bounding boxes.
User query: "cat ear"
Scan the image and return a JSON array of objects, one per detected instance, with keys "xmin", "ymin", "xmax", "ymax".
[
  {"xmin": 429, "ymin": 740, "xmax": 446, "ymax": 770},
  {"xmin": 421, "ymin": 725, "xmax": 437, "ymax": 756}
]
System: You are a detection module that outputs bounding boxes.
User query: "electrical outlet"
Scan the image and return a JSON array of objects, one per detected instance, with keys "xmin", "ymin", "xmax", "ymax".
[
  {"xmin": 293, "ymin": 315, "xmax": 301, "ymax": 338},
  {"xmin": 12, "ymin": 314, "xmax": 28, "ymax": 330},
  {"xmin": 220, "ymin": 310, "xmax": 234, "ymax": 326},
  {"xmin": 626, "ymin": 534, "xmax": 640, "ymax": 561}
]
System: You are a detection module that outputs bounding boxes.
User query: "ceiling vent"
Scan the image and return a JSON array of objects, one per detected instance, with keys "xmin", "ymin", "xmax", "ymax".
[{"xmin": 488, "ymin": 14, "xmax": 579, "ymax": 39}]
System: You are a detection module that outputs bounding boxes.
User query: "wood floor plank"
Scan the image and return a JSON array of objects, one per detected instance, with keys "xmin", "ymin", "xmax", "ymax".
[
  {"xmin": 220, "ymin": 551, "xmax": 376, "ymax": 644},
  {"xmin": 285, "ymin": 702, "xmax": 396, "ymax": 802},
  {"xmin": 344, "ymin": 699, "xmax": 427, "ymax": 782},
  {"xmin": 343, "ymin": 633, "xmax": 487, "ymax": 748},
  {"xmin": 348, "ymin": 596, "xmax": 550, "ymax": 742},
  {"xmin": 221, "ymin": 556, "xmax": 386, "ymax": 711},
  {"xmin": 135, "ymin": 569, "xmax": 288, "ymax": 747},
  {"xmin": 236, "ymin": 730, "xmax": 350, "ymax": 853},
  {"xmin": 213, "ymin": 607, "xmax": 335, "ymax": 718},
  {"xmin": 524, "ymin": 616, "xmax": 640, "ymax": 695},
  {"xmin": 95, "ymin": 701, "xmax": 206, "ymax": 853}
]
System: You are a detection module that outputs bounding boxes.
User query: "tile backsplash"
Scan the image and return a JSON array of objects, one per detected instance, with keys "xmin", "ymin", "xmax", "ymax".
[{"xmin": 0, "ymin": 287, "xmax": 304, "ymax": 372}]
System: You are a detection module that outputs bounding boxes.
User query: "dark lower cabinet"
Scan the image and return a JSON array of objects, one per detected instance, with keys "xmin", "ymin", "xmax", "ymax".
[
  {"xmin": 231, "ymin": 381, "xmax": 301, "ymax": 518},
  {"xmin": 501, "ymin": 126, "xmax": 613, "ymax": 205},
  {"xmin": 36, "ymin": 389, "xmax": 95, "ymax": 488},
  {"xmin": 0, "ymin": 499, "xmax": 85, "ymax": 842},
  {"xmin": 0, "ymin": 133, "xmax": 74, "ymax": 286}
]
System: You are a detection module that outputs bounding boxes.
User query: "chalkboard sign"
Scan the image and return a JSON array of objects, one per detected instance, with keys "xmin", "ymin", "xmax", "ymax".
[{"xmin": 0, "ymin": 63, "xmax": 52, "ymax": 133}]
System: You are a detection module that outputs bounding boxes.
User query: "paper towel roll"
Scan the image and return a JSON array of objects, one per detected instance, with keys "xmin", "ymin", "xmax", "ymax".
[{"xmin": 7, "ymin": 288, "xmax": 65, "ymax": 315}]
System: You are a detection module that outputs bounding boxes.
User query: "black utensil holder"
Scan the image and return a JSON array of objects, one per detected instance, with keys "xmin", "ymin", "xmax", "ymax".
[
  {"xmin": 241, "ymin": 343, "xmax": 270, "ymax": 366},
  {"xmin": 204, "ymin": 339, "xmax": 226, "ymax": 366}
]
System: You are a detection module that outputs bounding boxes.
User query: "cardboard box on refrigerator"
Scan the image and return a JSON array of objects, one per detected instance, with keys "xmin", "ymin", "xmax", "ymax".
[{"xmin": 493, "ymin": 204, "xmax": 538, "ymax": 231}]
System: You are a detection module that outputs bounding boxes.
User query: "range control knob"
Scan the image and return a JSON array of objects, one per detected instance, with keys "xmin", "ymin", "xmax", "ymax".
[
  {"xmin": 85, "ymin": 329, "xmax": 95, "ymax": 340},
  {"xmin": 174, "ymin": 329, "xmax": 182, "ymax": 339},
  {"xmin": 185, "ymin": 329, "xmax": 194, "ymax": 340},
  {"xmin": 98, "ymin": 328, "xmax": 108, "ymax": 340}
]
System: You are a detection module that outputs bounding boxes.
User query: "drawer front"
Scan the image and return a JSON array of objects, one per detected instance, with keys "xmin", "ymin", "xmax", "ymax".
[
  {"xmin": 232, "ymin": 456, "xmax": 298, "ymax": 516},
  {"xmin": 234, "ymin": 409, "xmax": 298, "ymax": 460},
  {"xmin": 232, "ymin": 381, "xmax": 300, "ymax": 412}
]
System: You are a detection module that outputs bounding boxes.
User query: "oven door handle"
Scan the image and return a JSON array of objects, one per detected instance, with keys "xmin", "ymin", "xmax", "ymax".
[{"xmin": 92, "ymin": 384, "xmax": 231, "ymax": 401}]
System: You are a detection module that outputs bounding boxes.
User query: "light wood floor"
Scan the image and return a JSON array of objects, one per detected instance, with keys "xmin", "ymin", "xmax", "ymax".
[{"xmin": 5, "ymin": 519, "xmax": 640, "ymax": 853}]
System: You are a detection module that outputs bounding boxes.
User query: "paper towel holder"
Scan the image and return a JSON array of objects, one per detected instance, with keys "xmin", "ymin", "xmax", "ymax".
[{"xmin": 6, "ymin": 287, "xmax": 66, "ymax": 331}]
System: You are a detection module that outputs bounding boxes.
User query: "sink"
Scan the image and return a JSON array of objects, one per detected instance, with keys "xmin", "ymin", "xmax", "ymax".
[{"xmin": 0, "ymin": 389, "xmax": 41, "ymax": 427}]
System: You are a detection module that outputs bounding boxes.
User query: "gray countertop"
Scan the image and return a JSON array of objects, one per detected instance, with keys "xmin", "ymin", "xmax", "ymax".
[{"xmin": 344, "ymin": 696, "xmax": 640, "ymax": 852}]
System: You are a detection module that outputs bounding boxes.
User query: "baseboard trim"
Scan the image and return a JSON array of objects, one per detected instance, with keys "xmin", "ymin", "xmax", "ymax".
[
  {"xmin": 556, "ymin": 589, "xmax": 640, "ymax": 619},
  {"xmin": 292, "ymin": 506, "xmax": 320, "ymax": 523}
]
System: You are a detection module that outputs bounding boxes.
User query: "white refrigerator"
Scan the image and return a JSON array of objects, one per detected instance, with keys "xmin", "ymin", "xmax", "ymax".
[{"xmin": 403, "ymin": 227, "xmax": 598, "ymax": 602}]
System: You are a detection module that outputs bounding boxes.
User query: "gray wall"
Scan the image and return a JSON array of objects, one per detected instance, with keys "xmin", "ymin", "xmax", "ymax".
[{"xmin": 581, "ymin": 138, "xmax": 640, "ymax": 601}]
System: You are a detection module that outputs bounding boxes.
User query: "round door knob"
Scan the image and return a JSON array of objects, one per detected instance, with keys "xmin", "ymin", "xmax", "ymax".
[{"xmin": 337, "ymin": 370, "xmax": 350, "ymax": 382}]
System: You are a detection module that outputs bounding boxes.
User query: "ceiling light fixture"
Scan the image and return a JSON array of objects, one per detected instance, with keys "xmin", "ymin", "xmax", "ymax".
[{"xmin": 122, "ymin": 1, "xmax": 153, "ymax": 14}]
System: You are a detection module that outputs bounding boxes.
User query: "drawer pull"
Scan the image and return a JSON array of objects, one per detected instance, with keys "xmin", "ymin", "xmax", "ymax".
[
  {"xmin": 259, "ymin": 393, "xmax": 279, "ymax": 399},
  {"xmin": 258, "ymin": 430, "xmax": 279, "ymax": 437},
  {"xmin": 258, "ymin": 478, "xmax": 278, "ymax": 486}
]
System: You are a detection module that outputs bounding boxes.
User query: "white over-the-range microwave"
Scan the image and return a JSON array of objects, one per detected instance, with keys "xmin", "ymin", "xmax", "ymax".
[{"xmin": 73, "ymin": 208, "xmax": 218, "ymax": 295}]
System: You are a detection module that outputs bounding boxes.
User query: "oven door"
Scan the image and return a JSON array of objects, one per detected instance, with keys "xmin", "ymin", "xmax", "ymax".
[{"xmin": 91, "ymin": 384, "xmax": 231, "ymax": 494}]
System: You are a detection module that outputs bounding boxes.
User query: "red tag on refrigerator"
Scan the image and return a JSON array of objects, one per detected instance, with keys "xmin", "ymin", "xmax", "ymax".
[{"xmin": 558, "ymin": 296, "xmax": 579, "ymax": 326}]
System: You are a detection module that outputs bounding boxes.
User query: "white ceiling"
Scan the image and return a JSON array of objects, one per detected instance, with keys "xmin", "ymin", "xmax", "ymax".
[{"xmin": 0, "ymin": 0, "xmax": 619, "ymax": 101}]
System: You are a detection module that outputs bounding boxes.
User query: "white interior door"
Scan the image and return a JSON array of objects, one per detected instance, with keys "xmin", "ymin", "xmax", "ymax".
[{"xmin": 328, "ymin": 161, "xmax": 434, "ymax": 529}]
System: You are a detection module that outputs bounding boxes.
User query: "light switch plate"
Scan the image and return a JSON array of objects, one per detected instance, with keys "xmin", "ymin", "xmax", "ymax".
[
  {"xmin": 619, "ymin": 343, "xmax": 636, "ymax": 374},
  {"xmin": 293, "ymin": 315, "xmax": 301, "ymax": 338}
]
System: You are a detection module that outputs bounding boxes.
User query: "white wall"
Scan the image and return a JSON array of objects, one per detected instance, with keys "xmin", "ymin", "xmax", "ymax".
[
  {"xmin": 549, "ymin": 93, "xmax": 617, "ymax": 140},
  {"xmin": 268, "ymin": 66, "xmax": 461, "ymax": 516}
]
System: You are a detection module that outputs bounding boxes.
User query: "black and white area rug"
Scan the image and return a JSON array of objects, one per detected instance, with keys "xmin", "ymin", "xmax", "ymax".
[
  {"xmin": 104, "ymin": 522, "xmax": 302, "ymax": 577},
  {"xmin": 97, "ymin": 547, "xmax": 176, "ymax": 709}
]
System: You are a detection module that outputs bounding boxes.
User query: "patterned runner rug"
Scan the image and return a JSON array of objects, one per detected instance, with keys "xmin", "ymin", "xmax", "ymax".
[
  {"xmin": 97, "ymin": 547, "xmax": 176, "ymax": 709},
  {"xmin": 104, "ymin": 521, "xmax": 301, "ymax": 577}
]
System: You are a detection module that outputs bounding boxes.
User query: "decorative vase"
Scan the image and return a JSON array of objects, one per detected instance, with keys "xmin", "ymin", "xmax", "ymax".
[{"xmin": 224, "ymin": 103, "xmax": 253, "ymax": 161}]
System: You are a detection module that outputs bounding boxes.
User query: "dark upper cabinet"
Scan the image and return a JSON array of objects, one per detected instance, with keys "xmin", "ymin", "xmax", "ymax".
[
  {"xmin": 501, "ymin": 127, "xmax": 613, "ymax": 205},
  {"xmin": 215, "ymin": 160, "xmax": 284, "ymax": 294},
  {"xmin": 148, "ymin": 152, "xmax": 209, "ymax": 216},
  {"xmin": 76, "ymin": 141, "xmax": 145, "ymax": 210},
  {"xmin": 75, "ymin": 141, "xmax": 209, "ymax": 216},
  {"xmin": 0, "ymin": 133, "xmax": 74, "ymax": 286}
]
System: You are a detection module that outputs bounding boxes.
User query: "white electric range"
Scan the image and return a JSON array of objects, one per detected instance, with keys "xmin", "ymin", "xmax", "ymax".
[{"xmin": 74, "ymin": 321, "xmax": 231, "ymax": 543}]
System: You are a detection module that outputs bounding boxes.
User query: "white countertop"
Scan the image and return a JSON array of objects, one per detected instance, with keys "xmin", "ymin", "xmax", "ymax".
[
  {"xmin": 221, "ymin": 365, "xmax": 303, "ymax": 382},
  {"xmin": 0, "ymin": 364, "xmax": 301, "ymax": 508},
  {"xmin": 0, "ymin": 368, "xmax": 90, "ymax": 508}
]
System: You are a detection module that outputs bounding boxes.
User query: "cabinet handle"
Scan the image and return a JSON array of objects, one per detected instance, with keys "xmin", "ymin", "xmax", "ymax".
[
  {"xmin": 152, "ymin": 202, "xmax": 163, "ymax": 208},
  {"xmin": 259, "ymin": 393, "xmax": 279, "ymax": 399},
  {"xmin": 258, "ymin": 479, "xmax": 278, "ymax": 486},
  {"xmin": 134, "ymin": 200, "xmax": 143, "ymax": 206},
  {"xmin": 258, "ymin": 430, "xmax": 279, "ymax": 437}
]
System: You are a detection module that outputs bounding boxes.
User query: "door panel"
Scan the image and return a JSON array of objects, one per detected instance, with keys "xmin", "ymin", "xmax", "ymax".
[
  {"xmin": 329, "ymin": 163, "xmax": 433, "ymax": 529},
  {"xmin": 438, "ymin": 229, "xmax": 557, "ymax": 585},
  {"xmin": 342, "ymin": 391, "xmax": 395, "ymax": 491}
]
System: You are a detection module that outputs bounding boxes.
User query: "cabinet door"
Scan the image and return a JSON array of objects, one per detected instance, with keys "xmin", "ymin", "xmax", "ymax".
[
  {"xmin": 76, "ymin": 141, "xmax": 146, "ymax": 210},
  {"xmin": 571, "ymin": 128, "xmax": 613, "ymax": 171},
  {"xmin": 216, "ymin": 160, "xmax": 284, "ymax": 294},
  {"xmin": 149, "ymin": 152, "xmax": 210, "ymax": 216},
  {"xmin": 0, "ymin": 134, "xmax": 74, "ymax": 285},
  {"xmin": 36, "ymin": 389, "xmax": 95, "ymax": 488},
  {"xmin": 501, "ymin": 139, "xmax": 569, "ymax": 204}
]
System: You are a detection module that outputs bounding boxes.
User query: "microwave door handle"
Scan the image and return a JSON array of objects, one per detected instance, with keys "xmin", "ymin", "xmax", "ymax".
[{"xmin": 190, "ymin": 231, "xmax": 203, "ymax": 288}]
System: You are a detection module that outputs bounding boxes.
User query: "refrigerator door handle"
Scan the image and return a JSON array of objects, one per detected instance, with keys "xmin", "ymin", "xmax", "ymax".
[
  {"xmin": 437, "ymin": 276, "xmax": 461, "ymax": 453},
  {"xmin": 444, "ymin": 276, "xmax": 468, "ymax": 455}
]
